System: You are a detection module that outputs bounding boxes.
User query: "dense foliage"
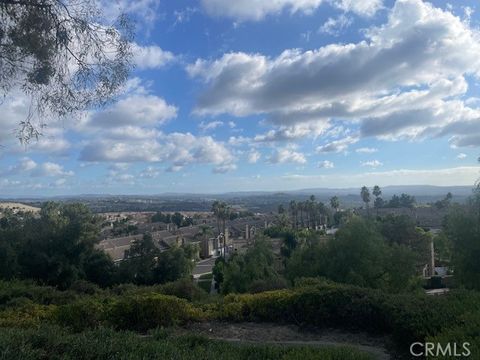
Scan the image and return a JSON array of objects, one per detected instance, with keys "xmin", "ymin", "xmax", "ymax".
[
  {"xmin": 0, "ymin": 325, "xmax": 373, "ymax": 360},
  {"xmin": 444, "ymin": 191, "xmax": 480, "ymax": 290},
  {"xmin": 214, "ymin": 239, "xmax": 285, "ymax": 294},
  {"xmin": 0, "ymin": 279, "xmax": 478, "ymax": 357},
  {"xmin": 0, "ymin": 203, "xmax": 110, "ymax": 288},
  {"xmin": 0, "ymin": 203, "xmax": 196, "ymax": 289},
  {"xmin": 285, "ymin": 217, "xmax": 420, "ymax": 292}
]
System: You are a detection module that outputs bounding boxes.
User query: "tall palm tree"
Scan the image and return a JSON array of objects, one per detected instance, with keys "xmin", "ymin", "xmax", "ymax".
[
  {"xmin": 372, "ymin": 185, "xmax": 382, "ymax": 216},
  {"xmin": 360, "ymin": 186, "xmax": 371, "ymax": 217},
  {"xmin": 330, "ymin": 196, "xmax": 340, "ymax": 213},
  {"xmin": 211, "ymin": 200, "xmax": 221, "ymax": 235},
  {"xmin": 298, "ymin": 202, "xmax": 304, "ymax": 228},
  {"xmin": 289, "ymin": 200, "xmax": 297, "ymax": 229}
]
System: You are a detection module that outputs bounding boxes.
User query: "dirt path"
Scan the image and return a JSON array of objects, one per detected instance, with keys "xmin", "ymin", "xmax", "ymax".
[{"xmin": 183, "ymin": 322, "xmax": 392, "ymax": 360}]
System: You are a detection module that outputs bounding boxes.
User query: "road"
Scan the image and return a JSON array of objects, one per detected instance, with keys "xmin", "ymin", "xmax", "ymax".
[{"xmin": 193, "ymin": 257, "xmax": 217, "ymax": 278}]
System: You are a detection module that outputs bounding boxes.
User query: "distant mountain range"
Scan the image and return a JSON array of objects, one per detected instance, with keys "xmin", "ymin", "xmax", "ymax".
[{"xmin": 1, "ymin": 185, "xmax": 475, "ymax": 201}]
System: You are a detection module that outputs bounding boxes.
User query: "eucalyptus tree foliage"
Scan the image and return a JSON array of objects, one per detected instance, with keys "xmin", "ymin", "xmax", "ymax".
[{"xmin": 0, "ymin": 0, "xmax": 134, "ymax": 143}]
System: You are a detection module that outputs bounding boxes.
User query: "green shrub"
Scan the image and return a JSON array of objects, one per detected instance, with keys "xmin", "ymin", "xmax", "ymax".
[
  {"xmin": 427, "ymin": 312, "xmax": 480, "ymax": 359},
  {"xmin": 248, "ymin": 277, "xmax": 288, "ymax": 294},
  {"xmin": 70, "ymin": 280, "xmax": 101, "ymax": 295},
  {"xmin": 0, "ymin": 303, "xmax": 55, "ymax": 328},
  {"xmin": 110, "ymin": 279, "xmax": 208, "ymax": 302},
  {"xmin": 0, "ymin": 325, "xmax": 375, "ymax": 360},
  {"xmin": 159, "ymin": 279, "xmax": 208, "ymax": 302},
  {"xmin": 106, "ymin": 294, "xmax": 201, "ymax": 331},
  {"xmin": 0, "ymin": 280, "xmax": 78, "ymax": 308},
  {"xmin": 53, "ymin": 299, "xmax": 106, "ymax": 332},
  {"xmin": 217, "ymin": 281, "xmax": 480, "ymax": 350},
  {"xmin": 197, "ymin": 280, "xmax": 212, "ymax": 294}
]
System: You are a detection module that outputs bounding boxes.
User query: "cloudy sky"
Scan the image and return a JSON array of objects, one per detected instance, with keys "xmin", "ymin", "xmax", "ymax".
[{"xmin": 1, "ymin": 0, "xmax": 480, "ymax": 195}]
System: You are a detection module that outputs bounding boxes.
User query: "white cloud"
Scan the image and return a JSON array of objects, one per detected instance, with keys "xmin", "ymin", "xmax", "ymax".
[
  {"xmin": 133, "ymin": 44, "xmax": 176, "ymax": 70},
  {"xmin": 248, "ymin": 150, "xmax": 261, "ymax": 163},
  {"xmin": 31, "ymin": 162, "xmax": 74, "ymax": 177},
  {"xmin": 199, "ymin": 120, "xmax": 224, "ymax": 132},
  {"xmin": 200, "ymin": 0, "xmax": 382, "ymax": 21},
  {"xmin": 331, "ymin": 0, "xmax": 383, "ymax": 17},
  {"xmin": 457, "ymin": 153, "xmax": 467, "ymax": 159},
  {"xmin": 140, "ymin": 166, "xmax": 160, "ymax": 178},
  {"xmin": 80, "ymin": 132, "xmax": 236, "ymax": 173},
  {"xmin": 269, "ymin": 147, "xmax": 307, "ymax": 164},
  {"xmin": 360, "ymin": 160, "xmax": 383, "ymax": 168},
  {"xmin": 316, "ymin": 136, "xmax": 358, "ymax": 153},
  {"xmin": 1, "ymin": 157, "xmax": 38, "ymax": 175},
  {"xmin": 356, "ymin": 147, "xmax": 378, "ymax": 154},
  {"xmin": 82, "ymin": 94, "xmax": 177, "ymax": 130},
  {"xmin": 201, "ymin": 0, "xmax": 324, "ymax": 21},
  {"xmin": 254, "ymin": 121, "xmax": 330, "ymax": 142},
  {"xmin": 190, "ymin": 0, "xmax": 480, "ymax": 148},
  {"xmin": 173, "ymin": 7, "xmax": 198, "ymax": 25},
  {"xmin": 318, "ymin": 160, "xmax": 334, "ymax": 168},
  {"xmin": 319, "ymin": 14, "xmax": 352, "ymax": 36},
  {"xmin": 99, "ymin": 0, "xmax": 161, "ymax": 27},
  {"xmin": 281, "ymin": 166, "xmax": 480, "ymax": 187}
]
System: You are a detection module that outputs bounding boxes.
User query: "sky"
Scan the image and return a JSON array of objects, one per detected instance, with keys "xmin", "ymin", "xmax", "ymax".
[{"xmin": 1, "ymin": 0, "xmax": 480, "ymax": 195}]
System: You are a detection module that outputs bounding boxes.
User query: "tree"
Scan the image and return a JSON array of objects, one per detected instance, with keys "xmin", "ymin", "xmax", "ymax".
[
  {"xmin": 444, "ymin": 194, "xmax": 480, "ymax": 290},
  {"xmin": 372, "ymin": 185, "xmax": 383, "ymax": 215},
  {"xmin": 286, "ymin": 217, "xmax": 418, "ymax": 292},
  {"xmin": 330, "ymin": 196, "xmax": 339, "ymax": 212},
  {"xmin": 0, "ymin": 0, "xmax": 133, "ymax": 143},
  {"xmin": 117, "ymin": 233, "xmax": 159, "ymax": 285},
  {"xmin": 154, "ymin": 246, "xmax": 194, "ymax": 284},
  {"xmin": 289, "ymin": 200, "xmax": 298, "ymax": 229},
  {"xmin": 435, "ymin": 192, "xmax": 453, "ymax": 210},
  {"xmin": 360, "ymin": 186, "xmax": 371, "ymax": 216},
  {"xmin": 219, "ymin": 238, "xmax": 282, "ymax": 294},
  {"xmin": 0, "ymin": 202, "xmax": 114, "ymax": 289}
]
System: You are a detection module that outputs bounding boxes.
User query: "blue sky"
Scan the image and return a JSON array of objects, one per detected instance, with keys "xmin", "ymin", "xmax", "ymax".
[{"xmin": 1, "ymin": 0, "xmax": 480, "ymax": 195}]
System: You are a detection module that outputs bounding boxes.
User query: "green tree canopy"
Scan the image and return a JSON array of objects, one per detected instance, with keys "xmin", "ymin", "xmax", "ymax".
[{"xmin": 0, "ymin": 0, "xmax": 133, "ymax": 142}]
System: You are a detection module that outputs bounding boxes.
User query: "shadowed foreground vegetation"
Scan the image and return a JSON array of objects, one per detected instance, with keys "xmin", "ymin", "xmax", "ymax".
[
  {"xmin": 0, "ymin": 325, "xmax": 372, "ymax": 360},
  {"xmin": 0, "ymin": 278, "xmax": 479, "ymax": 358}
]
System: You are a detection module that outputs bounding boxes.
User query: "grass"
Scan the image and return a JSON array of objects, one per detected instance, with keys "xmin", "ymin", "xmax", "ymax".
[{"xmin": 0, "ymin": 325, "xmax": 374, "ymax": 360}]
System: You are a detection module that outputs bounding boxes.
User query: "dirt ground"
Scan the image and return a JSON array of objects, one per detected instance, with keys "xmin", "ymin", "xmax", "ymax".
[{"xmin": 181, "ymin": 321, "xmax": 396, "ymax": 360}]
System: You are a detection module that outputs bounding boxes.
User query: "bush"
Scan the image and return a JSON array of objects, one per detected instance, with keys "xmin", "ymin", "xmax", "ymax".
[
  {"xmin": 106, "ymin": 294, "xmax": 201, "ymax": 331},
  {"xmin": 110, "ymin": 279, "xmax": 208, "ymax": 302},
  {"xmin": 248, "ymin": 277, "xmax": 288, "ymax": 294},
  {"xmin": 53, "ymin": 299, "xmax": 105, "ymax": 332},
  {"xmin": 70, "ymin": 280, "xmax": 101, "ymax": 295},
  {"xmin": 0, "ymin": 303, "xmax": 55, "ymax": 328},
  {"xmin": 0, "ymin": 280, "xmax": 78, "ymax": 308},
  {"xmin": 0, "ymin": 325, "xmax": 375, "ymax": 360},
  {"xmin": 159, "ymin": 279, "xmax": 208, "ymax": 302},
  {"xmin": 427, "ymin": 312, "xmax": 480, "ymax": 359},
  {"xmin": 217, "ymin": 281, "xmax": 480, "ymax": 349}
]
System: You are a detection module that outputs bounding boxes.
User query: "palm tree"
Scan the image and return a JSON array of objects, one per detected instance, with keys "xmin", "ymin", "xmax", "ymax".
[
  {"xmin": 309, "ymin": 195, "xmax": 316, "ymax": 228},
  {"xmin": 211, "ymin": 201, "xmax": 221, "ymax": 236},
  {"xmin": 289, "ymin": 200, "xmax": 298, "ymax": 229},
  {"xmin": 360, "ymin": 186, "xmax": 371, "ymax": 217},
  {"xmin": 330, "ymin": 196, "xmax": 339, "ymax": 212},
  {"xmin": 298, "ymin": 202, "xmax": 304, "ymax": 228},
  {"xmin": 372, "ymin": 185, "xmax": 382, "ymax": 216}
]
